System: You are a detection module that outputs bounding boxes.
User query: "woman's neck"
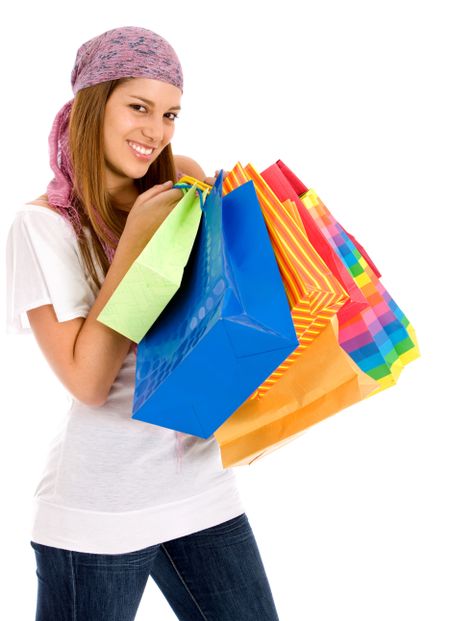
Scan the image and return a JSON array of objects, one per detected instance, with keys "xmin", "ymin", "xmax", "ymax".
[{"xmin": 109, "ymin": 183, "xmax": 140, "ymax": 213}]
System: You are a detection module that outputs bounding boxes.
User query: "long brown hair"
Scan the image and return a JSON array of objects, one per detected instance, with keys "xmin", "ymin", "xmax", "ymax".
[{"xmin": 68, "ymin": 77, "xmax": 178, "ymax": 292}]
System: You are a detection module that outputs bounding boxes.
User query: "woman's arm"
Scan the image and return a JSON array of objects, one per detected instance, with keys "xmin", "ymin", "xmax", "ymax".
[{"xmin": 26, "ymin": 185, "xmax": 184, "ymax": 407}]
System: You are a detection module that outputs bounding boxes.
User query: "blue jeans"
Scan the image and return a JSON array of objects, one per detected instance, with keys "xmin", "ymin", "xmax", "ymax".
[{"xmin": 30, "ymin": 513, "xmax": 280, "ymax": 620}]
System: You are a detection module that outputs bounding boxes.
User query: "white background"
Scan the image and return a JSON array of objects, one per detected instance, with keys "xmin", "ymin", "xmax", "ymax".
[{"xmin": 1, "ymin": 1, "xmax": 449, "ymax": 619}]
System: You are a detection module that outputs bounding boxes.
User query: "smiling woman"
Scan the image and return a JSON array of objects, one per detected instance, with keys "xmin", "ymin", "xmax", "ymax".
[{"xmin": 5, "ymin": 24, "xmax": 280, "ymax": 621}]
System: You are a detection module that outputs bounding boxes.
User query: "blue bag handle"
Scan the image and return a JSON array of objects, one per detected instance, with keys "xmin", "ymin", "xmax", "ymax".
[{"xmin": 173, "ymin": 182, "xmax": 207, "ymax": 211}]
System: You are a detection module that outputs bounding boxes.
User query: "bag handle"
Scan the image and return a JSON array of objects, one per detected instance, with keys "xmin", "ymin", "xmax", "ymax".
[
  {"xmin": 173, "ymin": 182, "xmax": 207, "ymax": 211},
  {"xmin": 174, "ymin": 169, "xmax": 224, "ymax": 213}
]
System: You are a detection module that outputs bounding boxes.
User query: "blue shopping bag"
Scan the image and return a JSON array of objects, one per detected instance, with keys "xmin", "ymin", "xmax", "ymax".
[{"xmin": 132, "ymin": 171, "xmax": 299, "ymax": 438}]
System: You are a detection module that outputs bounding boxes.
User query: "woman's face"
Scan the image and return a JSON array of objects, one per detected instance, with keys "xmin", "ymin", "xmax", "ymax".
[{"xmin": 103, "ymin": 77, "xmax": 182, "ymax": 191}]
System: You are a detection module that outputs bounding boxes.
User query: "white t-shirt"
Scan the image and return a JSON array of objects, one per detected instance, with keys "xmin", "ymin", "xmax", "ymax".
[{"xmin": 5, "ymin": 203, "xmax": 245, "ymax": 554}]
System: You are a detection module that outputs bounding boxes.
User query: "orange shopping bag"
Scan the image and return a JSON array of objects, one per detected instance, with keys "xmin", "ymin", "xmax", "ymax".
[{"xmin": 214, "ymin": 315, "xmax": 378, "ymax": 467}]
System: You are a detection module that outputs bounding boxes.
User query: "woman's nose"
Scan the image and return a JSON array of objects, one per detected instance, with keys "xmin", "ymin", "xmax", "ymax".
[{"xmin": 142, "ymin": 119, "xmax": 164, "ymax": 144}]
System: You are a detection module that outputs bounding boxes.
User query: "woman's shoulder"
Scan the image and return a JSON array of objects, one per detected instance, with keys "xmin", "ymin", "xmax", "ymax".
[
  {"xmin": 25, "ymin": 194, "xmax": 60, "ymax": 214},
  {"xmin": 17, "ymin": 194, "xmax": 75, "ymax": 239},
  {"xmin": 173, "ymin": 155, "xmax": 206, "ymax": 180}
]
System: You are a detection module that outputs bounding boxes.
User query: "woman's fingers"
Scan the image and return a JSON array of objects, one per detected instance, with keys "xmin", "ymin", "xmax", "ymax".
[
  {"xmin": 202, "ymin": 170, "xmax": 230, "ymax": 185},
  {"xmin": 214, "ymin": 170, "xmax": 230, "ymax": 178}
]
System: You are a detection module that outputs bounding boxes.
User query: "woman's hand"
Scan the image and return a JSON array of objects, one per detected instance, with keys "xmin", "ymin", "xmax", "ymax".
[
  {"xmin": 121, "ymin": 181, "xmax": 185, "ymax": 251},
  {"xmin": 203, "ymin": 169, "xmax": 230, "ymax": 186}
]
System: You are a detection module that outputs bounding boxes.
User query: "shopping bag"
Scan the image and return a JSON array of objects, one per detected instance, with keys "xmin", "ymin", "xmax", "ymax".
[
  {"xmin": 272, "ymin": 159, "xmax": 418, "ymax": 353},
  {"xmin": 262, "ymin": 162, "xmax": 396, "ymax": 388},
  {"xmin": 97, "ymin": 184, "xmax": 203, "ymax": 343},
  {"xmin": 214, "ymin": 315, "xmax": 379, "ymax": 467},
  {"xmin": 275, "ymin": 159, "xmax": 382, "ymax": 276},
  {"xmin": 300, "ymin": 188, "xmax": 419, "ymax": 368},
  {"xmin": 262, "ymin": 160, "xmax": 420, "ymax": 390},
  {"xmin": 131, "ymin": 172, "xmax": 299, "ymax": 438},
  {"xmin": 260, "ymin": 162, "xmax": 369, "ymax": 324},
  {"xmin": 222, "ymin": 162, "xmax": 349, "ymax": 400}
]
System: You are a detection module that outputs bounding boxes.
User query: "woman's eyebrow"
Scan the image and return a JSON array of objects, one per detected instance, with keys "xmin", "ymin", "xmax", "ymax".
[{"xmin": 129, "ymin": 95, "xmax": 181, "ymax": 111}]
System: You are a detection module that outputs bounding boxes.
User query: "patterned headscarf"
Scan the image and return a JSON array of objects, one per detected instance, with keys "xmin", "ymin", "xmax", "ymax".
[{"xmin": 46, "ymin": 25, "xmax": 183, "ymax": 263}]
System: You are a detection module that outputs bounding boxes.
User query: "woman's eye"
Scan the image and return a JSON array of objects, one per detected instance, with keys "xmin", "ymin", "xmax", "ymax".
[
  {"xmin": 130, "ymin": 104, "xmax": 147, "ymax": 113},
  {"xmin": 129, "ymin": 105, "xmax": 179, "ymax": 121}
]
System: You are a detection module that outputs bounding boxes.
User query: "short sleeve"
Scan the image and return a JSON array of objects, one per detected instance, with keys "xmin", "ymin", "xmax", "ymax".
[{"xmin": 5, "ymin": 208, "xmax": 97, "ymax": 335}]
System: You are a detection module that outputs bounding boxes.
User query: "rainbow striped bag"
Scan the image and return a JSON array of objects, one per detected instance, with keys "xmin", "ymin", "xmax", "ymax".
[{"xmin": 263, "ymin": 160, "xmax": 420, "ymax": 391}]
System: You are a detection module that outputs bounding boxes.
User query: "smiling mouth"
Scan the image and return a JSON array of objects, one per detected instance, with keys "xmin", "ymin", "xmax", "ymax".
[{"xmin": 127, "ymin": 140, "xmax": 155, "ymax": 159}]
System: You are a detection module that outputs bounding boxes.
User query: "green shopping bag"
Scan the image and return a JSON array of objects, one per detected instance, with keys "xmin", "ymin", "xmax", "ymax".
[{"xmin": 98, "ymin": 184, "xmax": 204, "ymax": 343}]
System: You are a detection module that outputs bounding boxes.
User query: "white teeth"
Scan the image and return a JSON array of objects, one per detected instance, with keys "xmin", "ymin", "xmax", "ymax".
[{"xmin": 128, "ymin": 141, "xmax": 153, "ymax": 155}]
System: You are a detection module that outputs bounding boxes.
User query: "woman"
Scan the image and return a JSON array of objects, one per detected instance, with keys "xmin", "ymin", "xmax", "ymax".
[{"xmin": 5, "ymin": 26, "xmax": 280, "ymax": 620}]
